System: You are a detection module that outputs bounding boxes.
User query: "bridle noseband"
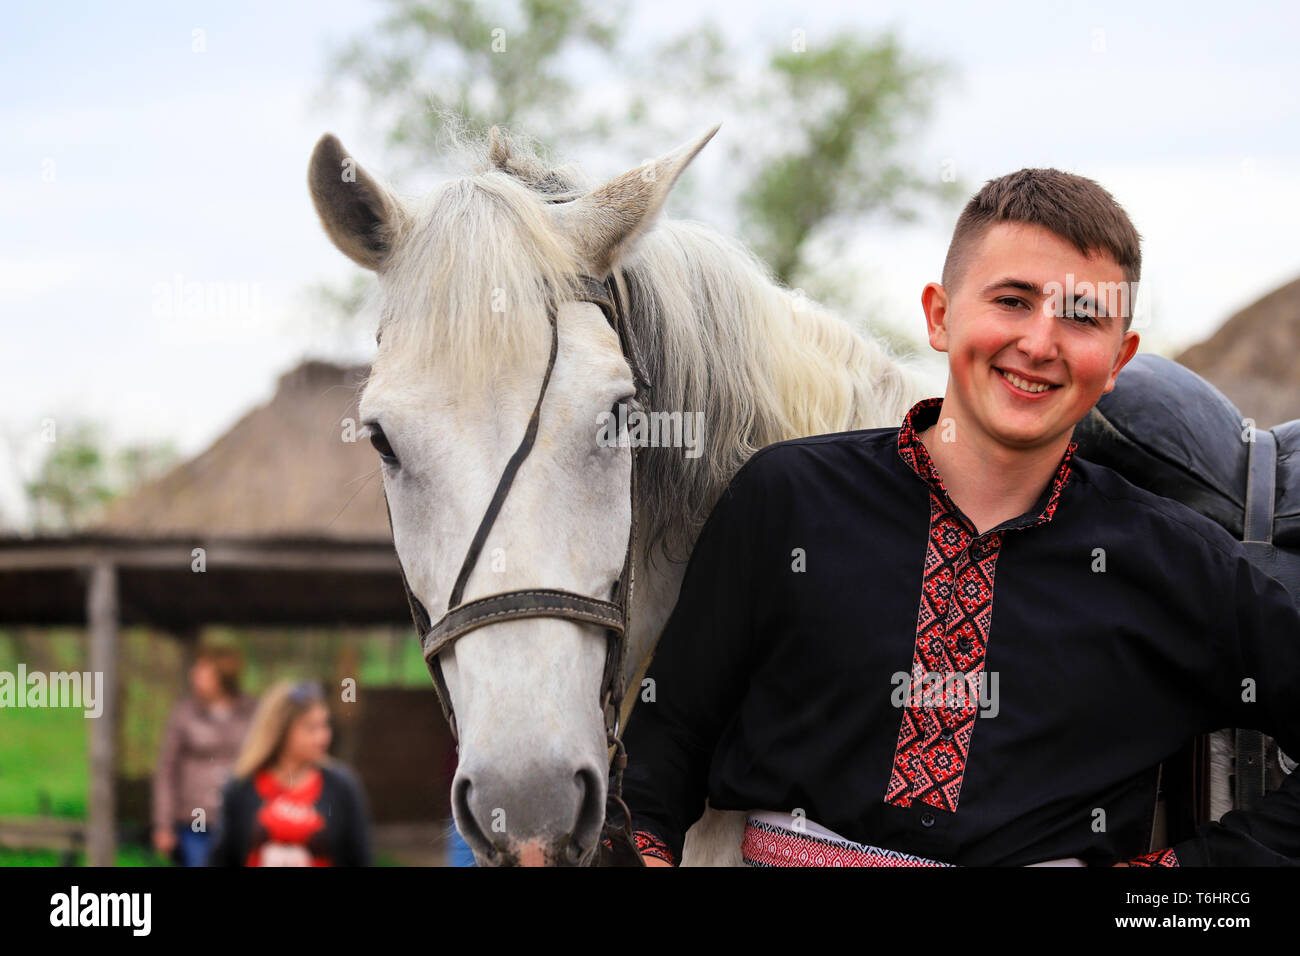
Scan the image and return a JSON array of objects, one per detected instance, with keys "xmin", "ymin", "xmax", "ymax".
[{"xmin": 382, "ymin": 270, "xmax": 651, "ymax": 864}]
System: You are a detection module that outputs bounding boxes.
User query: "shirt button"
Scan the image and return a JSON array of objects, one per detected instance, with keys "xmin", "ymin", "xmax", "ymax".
[
  {"xmin": 957, "ymin": 636, "xmax": 974, "ymax": 654},
  {"xmin": 939, "ymin": 728, "xmax": 954, "ymax": 741},
  {"xmin": 920, "ymin": 811, "xmax": 936, "ymax": 828}
]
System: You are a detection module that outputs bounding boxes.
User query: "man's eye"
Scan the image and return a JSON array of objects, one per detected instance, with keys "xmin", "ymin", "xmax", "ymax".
[
  {"xmin": 996, "ymin": 296, "xmax": 1026, "ymax": 309},
  {"xmin": 1064, "ymin": 313, "xmax": 1098, "ymax": 325}
]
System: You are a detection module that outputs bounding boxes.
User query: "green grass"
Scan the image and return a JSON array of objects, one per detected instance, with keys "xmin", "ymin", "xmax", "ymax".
[
  {"xmin": 0, "ymin": 845, "xmax": 160, "ymax": 867},
  {"xmin": 0, "ymin": 706, "xmax": 87, "ymax": 817},
  {"xmin": 0, "ymin": 846, "xmax": 404, "ymax": 867}
]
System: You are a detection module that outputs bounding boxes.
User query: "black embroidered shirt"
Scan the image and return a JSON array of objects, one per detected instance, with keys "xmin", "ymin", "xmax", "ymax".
[{"xmin": 620, "ymin": 397, "xmax": 1300, "ymax": 866}]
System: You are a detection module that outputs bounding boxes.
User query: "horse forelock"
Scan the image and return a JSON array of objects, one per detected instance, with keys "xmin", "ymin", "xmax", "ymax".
[{"xmin": 374, "ymin": 171, "xmax": 585, "ymax": 387}]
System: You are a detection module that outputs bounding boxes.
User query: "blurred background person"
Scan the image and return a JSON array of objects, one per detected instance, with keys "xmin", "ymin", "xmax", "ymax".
[
  {"xmin": 208, "ymin": 680, "xmax": 372, "ymax": 866},
  {"xmin": 152, "ymin": 645, "xmax": 255, "ymax": 866}
]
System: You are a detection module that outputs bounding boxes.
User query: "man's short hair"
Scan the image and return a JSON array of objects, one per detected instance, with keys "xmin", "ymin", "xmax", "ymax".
[{"xmin": 941, "ymin": 168, "xmax": 1142, "ymax": 328}]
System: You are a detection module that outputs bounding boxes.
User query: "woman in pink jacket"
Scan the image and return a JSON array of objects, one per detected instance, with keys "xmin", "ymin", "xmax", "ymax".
[{"xmin": 152, "ymin": 646, "xmax": 255, "ymax": 866}]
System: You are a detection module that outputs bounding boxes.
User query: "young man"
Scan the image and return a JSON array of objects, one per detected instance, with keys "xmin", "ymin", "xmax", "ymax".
[{"xmin": 620, "ymin": 168, "xmax": 1300, "ymax": 867}]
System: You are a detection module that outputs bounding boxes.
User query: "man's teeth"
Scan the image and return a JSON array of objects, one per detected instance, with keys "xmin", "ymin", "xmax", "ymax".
[{"xmin": 1000, "ymin": 369, "xmax": 1056, "ymax": 393}]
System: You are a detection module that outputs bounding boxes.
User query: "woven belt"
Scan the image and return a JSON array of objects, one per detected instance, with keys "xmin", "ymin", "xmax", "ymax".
[
  {"xmin": 742, "ymin": 812, "xmax": 1087, "ymax": 866},
  {"xmin": 742, "ymin": 814, "xmax": 953, "ymax": 868}
]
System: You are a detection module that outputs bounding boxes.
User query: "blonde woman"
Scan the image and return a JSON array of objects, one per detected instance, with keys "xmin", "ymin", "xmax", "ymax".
[{"xmin": 208, "ymin": 680, "xmax": 372, "ymax": 866}]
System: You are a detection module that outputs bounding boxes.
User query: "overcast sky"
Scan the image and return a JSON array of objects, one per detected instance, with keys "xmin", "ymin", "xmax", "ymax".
[{"xmin": 3, "ymin": 0, "xmax": 1297, "ymax": 527}]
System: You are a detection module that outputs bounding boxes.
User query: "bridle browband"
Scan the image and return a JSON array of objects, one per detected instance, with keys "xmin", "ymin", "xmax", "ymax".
[{"xmin": 381, "ymin": 268, "xmax": 651, "ymax": 865}]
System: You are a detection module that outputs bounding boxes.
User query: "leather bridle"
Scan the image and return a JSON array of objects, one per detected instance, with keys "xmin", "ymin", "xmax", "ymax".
[{"xmin": 381, "ymin": 270, "xmax": 651, "ymax": 865}]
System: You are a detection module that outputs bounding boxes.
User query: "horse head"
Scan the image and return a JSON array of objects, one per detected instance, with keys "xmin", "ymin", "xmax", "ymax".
[{"xmin": 308, "ymin": 124, "xmax": 717, "ymax": 865}]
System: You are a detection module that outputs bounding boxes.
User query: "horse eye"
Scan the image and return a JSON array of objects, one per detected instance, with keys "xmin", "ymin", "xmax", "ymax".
[
  {"xmin": 611, "ymin": 394, "xmax": 639, "ymax": 418},
  {"xmin": 368, "ymin": 426, "xmax": 399, "ymax": 465}
]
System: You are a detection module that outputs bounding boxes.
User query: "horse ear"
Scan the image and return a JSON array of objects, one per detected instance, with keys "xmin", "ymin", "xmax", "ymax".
[
  {"xmin": 552, "ymin": 124, "xmax": 720, "ymax": 275},
  {"xmin": 488, "ymin": 125, "xmax": 512, "ymax": 170},
  {"xmin": 308, "ymin": 133, "xmax": 405, "ymax": 272}
]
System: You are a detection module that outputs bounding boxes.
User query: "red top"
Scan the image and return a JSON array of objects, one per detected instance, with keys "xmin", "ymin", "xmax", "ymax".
[{"xmin": 246, "ymin": 768, "xmax": 330, "ymax": 866}]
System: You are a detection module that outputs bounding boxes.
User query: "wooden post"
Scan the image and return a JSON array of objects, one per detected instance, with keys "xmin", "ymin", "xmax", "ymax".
[{"xmin": 87, "ymin": 560, "xmax": 118, "ymax": 867}]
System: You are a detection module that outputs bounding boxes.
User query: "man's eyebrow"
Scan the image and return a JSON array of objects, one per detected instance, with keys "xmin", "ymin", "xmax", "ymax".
[{"xmin": 979, "ymin": 277, "xmax": 1041, "ymax": 297}]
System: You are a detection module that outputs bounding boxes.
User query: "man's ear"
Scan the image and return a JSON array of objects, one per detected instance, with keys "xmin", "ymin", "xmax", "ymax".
[
  {"xmin": 1102, "ymin": 330, "xmax": 1141, "ymax": 394},
  {"xmin": 921, "ymin": 282, "xmax": 951, "ymax": 353},
  {"xmin": 308, "ymin": 133, "xmax": 406, "ymax": 271}
]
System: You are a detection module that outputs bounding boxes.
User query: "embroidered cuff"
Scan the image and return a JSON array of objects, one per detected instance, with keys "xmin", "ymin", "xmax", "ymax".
[
  {"xmin": 632, "ymin": 829, "xmax": 676, "ymax": 865},
  {"xmin": 601, "ymin": 829, "xmax": 676, "ymax": 865},
  {"xmin": 1127, "ymin": 847, "xmax": 1179, "ymax": 867}
]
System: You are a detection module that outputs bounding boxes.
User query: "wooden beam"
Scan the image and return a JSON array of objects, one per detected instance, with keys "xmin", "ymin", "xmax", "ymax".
[
  {"xmin": 86, "ymin": 560, "xmax": 118, "ymax": 867},
  {"xmin": 0, "ymin": 540, "xmax": 400, "ymax": 573},
  {"xmin": 0, "ymin": 815, "xmax": 84, "ymax": 853}
]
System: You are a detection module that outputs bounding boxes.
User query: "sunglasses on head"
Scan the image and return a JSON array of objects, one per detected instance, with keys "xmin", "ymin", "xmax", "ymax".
[{"xmin": 288, "ymin": 681, "xmax": 324, "ymax": 705}]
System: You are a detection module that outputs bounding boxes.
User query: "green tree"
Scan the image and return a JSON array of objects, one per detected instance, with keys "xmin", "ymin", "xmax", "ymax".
[
  {"xmin": 740, "ymin": 33, "xmax": 960, "ymax": 288},
  {"xmin": 646, "ymin": 26, "xmax": 961, "ymax": 353},
  {"xmin": 324, "ymin": 0, "xmax": 629, "ymax": 166},
  {"xmin": 25, "ymin": 423, "xmax": 176, "ymax": 531}
]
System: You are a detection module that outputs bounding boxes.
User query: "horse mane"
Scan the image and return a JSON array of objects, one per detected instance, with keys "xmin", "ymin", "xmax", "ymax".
[
  {"xmin": 620, "ymin": 222, "xmax": 931, "ymax": 565},
  {"xmin": 373, "ymin": 127, "xmax": 933, "ymax": 566}
]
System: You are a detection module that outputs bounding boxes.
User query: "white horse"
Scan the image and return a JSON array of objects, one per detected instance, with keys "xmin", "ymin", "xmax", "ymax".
[{"xmin": 308, "ymin": 124, "xmax": 935, "ymax": 865}]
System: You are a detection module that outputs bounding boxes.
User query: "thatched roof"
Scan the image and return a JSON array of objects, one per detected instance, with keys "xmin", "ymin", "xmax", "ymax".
[
  {"xmin": 1176, "ymin": 274, "xmax": 1300, "ymax": 429},
  {"xmin": 99, "ymin": 361, "xmax": 389, "ymax": 540}
]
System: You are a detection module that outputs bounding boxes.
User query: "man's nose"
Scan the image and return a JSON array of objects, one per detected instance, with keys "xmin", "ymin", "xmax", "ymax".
[{"xmin": 1016, "ymin": 308, "xmax": 1060, "ymax": 361}]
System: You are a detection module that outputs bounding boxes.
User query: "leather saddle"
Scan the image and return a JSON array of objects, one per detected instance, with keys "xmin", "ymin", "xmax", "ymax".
[
  {"xmin": 1073, "ymin": 353, "xmax": 1300, "ymax": 600},
  {"xmin": 1072, "ymin": 353, "xmax": 1300, "ymax": 842}
]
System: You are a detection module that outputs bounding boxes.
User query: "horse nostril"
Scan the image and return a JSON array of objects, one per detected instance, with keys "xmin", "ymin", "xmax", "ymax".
[
  {"xmin": 562, "ymin": 837, "xmax": 585, "ymax": 866},
  {"xmin": 452, "ymin": 761, "xmax": 609, "ymax": 865},
  {"xmin": 571, "ymin": 763, "xmax": 606, "ymax": 862},
  {"xmin": 451, "ymin": 773, "xmax": 498, "ymax": 864}
]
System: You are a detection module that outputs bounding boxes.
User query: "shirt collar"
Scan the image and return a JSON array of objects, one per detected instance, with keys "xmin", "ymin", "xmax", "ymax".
[{"xmin": 896, "ymin": 396, "xmax": 1078, "ymax": 532}]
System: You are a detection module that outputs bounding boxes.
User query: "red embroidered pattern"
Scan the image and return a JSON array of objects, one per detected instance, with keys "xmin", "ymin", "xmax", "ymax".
[
  {"xmin": 632, "ymin": 829, "xmax": 675, "ymax": 864},
  {"xmin": 1127, "ymin": 847, "xmax": 1179, "ymax": 867},
  {"xmin": 599, "ymin": 828, "xmax": 676, "ymax": 865},
  {"xmin": 742, "ymin": 820, "xmax": 952, "ymax": 867},
  {"xmin": 885, "ymin": 398, "xmax": 1076, "ymax": 813}
]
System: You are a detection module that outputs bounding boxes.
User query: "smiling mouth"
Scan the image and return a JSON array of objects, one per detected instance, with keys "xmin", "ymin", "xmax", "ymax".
[{"xmin": 995, "ymin": 367, "xmax": 1062, "ymax": 394}]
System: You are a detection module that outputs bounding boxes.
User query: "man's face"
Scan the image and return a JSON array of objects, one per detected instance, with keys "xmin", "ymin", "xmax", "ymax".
[{"xmin": 923, "ymin": 221, "xmax": 1140, "ymax": 451}]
